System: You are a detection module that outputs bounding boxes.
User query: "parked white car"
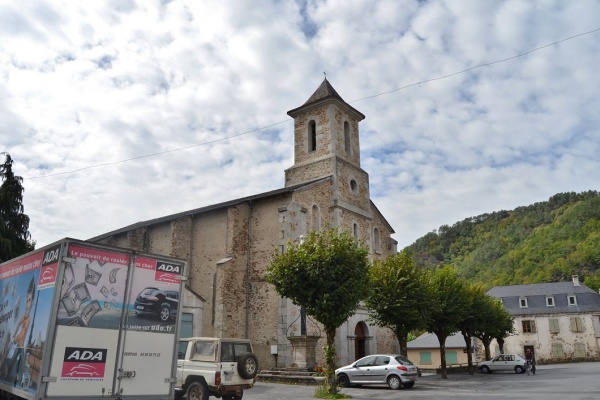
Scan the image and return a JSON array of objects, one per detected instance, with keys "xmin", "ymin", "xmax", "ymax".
[{"xmin": 479, "ymin": 354, "xmax": 527, "ymax": 374}]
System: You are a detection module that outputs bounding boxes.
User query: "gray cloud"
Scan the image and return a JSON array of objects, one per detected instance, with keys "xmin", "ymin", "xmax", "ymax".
[{"xmin": 1, "ymin": 0, "xmax": 599, "ymax": 249}]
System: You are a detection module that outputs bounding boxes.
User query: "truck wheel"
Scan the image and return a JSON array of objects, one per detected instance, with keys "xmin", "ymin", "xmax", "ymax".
[
  {"xmin": 237, "ymin": 353, "xmax": 258, "ymax": 379},
  {"xmin": 186, "ymin": 380, "xmax": 209, "ymax": 400},
  {"xmin": 158, "ymin": 304, "xmax": 171, "ymax": 322}
]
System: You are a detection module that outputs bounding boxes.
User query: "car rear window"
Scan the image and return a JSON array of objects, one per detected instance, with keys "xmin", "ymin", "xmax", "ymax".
[
  {"xmin": 141, "ymin": 288, "xmax": 160, "ymax": 296},
  {"xmin": 220, "ymin": 342, "xmax": 252, "ymax": 362},
  {"xmin": 394, "ymin": 355, "xmax": 414, "ymax": 365}
]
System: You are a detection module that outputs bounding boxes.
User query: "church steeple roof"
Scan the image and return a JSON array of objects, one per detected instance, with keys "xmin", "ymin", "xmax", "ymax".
[
  {"xmin": 303, "ymin": 78, "xmax": 343, "ymax": 105},
  {"xmin": 287, "ymin": 78, "xmax": 365, "ymax": 120}
]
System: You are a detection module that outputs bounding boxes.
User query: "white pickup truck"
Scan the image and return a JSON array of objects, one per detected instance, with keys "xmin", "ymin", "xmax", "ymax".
[{"xmin": 175, "ymin": 337, "xmax": 258, "ymax": 400}]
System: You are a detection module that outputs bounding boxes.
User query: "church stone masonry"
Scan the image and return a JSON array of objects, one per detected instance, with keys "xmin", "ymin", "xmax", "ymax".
[{"xmin": 90, "ymin": 79, "xmax": 399, "ymax": 369}]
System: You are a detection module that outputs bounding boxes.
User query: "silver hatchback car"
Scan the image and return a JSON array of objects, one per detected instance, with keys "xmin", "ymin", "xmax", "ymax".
[{"xmin": 335, "ymin": 354, "xmax": 418, "ymax": 390}]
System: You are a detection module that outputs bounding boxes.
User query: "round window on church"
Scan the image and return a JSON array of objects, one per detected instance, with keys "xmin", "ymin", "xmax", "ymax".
[{"xmin": 350, "ymin": 179, "xmax": 358, "ymax": 194}]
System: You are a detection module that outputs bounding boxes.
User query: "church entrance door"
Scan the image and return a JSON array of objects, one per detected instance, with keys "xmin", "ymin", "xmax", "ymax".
[{"xmin": 354, "ymin": 322, "xmax": 366, "ymax": 361}]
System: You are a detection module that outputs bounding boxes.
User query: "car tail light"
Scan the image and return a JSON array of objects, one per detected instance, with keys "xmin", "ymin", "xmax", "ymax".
[
  {"xmin": 215, "ymin": 372, "xmax": 221, "ymax": 386},
  {"xmin": 396, "ymin": 366, "xmax": 408, "ymax": 372}
]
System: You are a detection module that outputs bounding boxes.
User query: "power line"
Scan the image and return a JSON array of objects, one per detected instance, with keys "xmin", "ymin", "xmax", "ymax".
[
  {"xmin": 26, "ymin": 27, "xmax": 599, "ymax": 180},
  {"xmin": 26, "ymin": 120, "xmax": 290, "ymax": 179},
  {"xmin": 350, "ymin": 27, "xmax": 600, "ymax": 103}
]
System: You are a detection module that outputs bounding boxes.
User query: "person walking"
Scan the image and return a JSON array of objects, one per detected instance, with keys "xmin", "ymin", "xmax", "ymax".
[{"xmin": 525, "ymin": 349, "xmax": 536, "ymax": 375}]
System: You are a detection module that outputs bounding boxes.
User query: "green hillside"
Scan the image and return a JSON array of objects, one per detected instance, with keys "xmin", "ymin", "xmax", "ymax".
[{"xmin": 404, "ymin": 191, "xmax": 600, "ymax": 291}]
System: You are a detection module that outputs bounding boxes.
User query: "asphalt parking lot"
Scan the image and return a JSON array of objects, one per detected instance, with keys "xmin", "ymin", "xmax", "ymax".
[{"xmin": 242, "ymin": 362, "xmax": 600, "ymax": 400}]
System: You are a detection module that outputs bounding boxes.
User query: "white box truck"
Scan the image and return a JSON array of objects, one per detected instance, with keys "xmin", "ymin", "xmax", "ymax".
[{"xmin": 0, "ymin": 238, "xmax": 186, "ymax": 400}]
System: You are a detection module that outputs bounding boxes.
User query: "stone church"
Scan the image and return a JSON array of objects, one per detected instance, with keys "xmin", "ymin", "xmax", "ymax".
[{"xmin": 90, "ymin": 78, "xmax": 399, "ymax": 369}]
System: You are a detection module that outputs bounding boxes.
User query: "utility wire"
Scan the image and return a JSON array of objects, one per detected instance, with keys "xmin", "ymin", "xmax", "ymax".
[
  {"xmin": 27, "ymin": 120, "xmax": 289, "ymax": 179},
  {"xmin": 26, "ymin": 27, "xmax": 599, "ymax": 180},
  {"xmin": 351, "ymin": 27, "xmax": 600, "ymax": 103}
]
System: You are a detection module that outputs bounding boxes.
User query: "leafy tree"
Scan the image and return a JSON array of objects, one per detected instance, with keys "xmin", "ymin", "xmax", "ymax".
[
  {"xmin": 424, "ymin": 266, "xmax": 470, "ymax": 379},
  {"xmin": 0, "ymin": 153, "xmax": 35, "ymax": 262},
  {"xmin": 266, "ymin": 228, "xmax": 370, "ymax": 395},
  {"xmin": 457, "ymin": 283, "xmax": 485, "ymax": 375},
  {"xmin": 365, "ymin": 250, "xmax": 428, "ymax": 356},
  {"xmin": 472, "ymin": 295, "xmax": 514, "ymax": 360}
]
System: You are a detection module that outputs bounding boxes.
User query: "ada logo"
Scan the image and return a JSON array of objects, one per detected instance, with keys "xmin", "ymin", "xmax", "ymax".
[
  {"xmin": 156, "ymin": 262, "xmax": 182, "ymax": 274},
  {"xmin": 155, "ymin": 260, "xmax": 182, "ymax": 284},
  {"xmin": 42, "ymin": 245, "xmax": 62, "ymax": 267},
  {"xmin": 39, "ymin": 245, "xmax": 62, "ymax": 287},
  {"xmin": 61, "ymin": 347, "xmax": 107, "ymax": 378}
]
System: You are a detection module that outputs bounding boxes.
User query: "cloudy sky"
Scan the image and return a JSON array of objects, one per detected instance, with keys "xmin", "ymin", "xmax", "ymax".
[{"xmin": 1, "ymin": 0, "xmax": 599, "ymax": 250}]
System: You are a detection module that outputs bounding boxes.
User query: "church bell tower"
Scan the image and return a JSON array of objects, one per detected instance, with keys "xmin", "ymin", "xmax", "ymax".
[{"xmin": 285, "ymin": 78, "xmax": 372, "ymax": 221}]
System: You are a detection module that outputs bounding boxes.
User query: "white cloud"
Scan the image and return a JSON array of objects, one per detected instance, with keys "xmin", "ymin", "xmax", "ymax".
[{"xmin": 1, "ymin": 0, "xmax": 599, "ymax": 249}]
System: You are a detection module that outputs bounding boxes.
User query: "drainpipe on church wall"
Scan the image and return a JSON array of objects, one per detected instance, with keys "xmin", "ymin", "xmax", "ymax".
[{"xmin": 245, "ymin": 200, "xmax": 253, "ymax": 339}]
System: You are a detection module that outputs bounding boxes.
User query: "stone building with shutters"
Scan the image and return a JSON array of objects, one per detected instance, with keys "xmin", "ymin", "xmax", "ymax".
[
  {"xmin": 486, "ymin": 276, "xmax": 600, "ymax": 363},
  {"xmin": 90, "ymin": 79, "xmax": 399, "ymax": 369}
]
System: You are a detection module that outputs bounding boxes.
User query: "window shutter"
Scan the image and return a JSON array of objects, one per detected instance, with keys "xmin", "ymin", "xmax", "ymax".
[
  {"xmin": 551, "ymin": 343, "xmax": 564, "ymax": 358},
  {"xmin": 531, "ymin": 320, "xmax": 537, "ymax": 333},
  {"xmin": 419, "ymin": 351, "xmax": 432, "ymax": 364},
  {"xmin": 574, "ymin": 342, "xmax": 586, "ymax": 357},
  {"xmin": 570, "ymin": 317, "xmax": 584, "ymax": 332},
  {"xmin": 549, "ymin": 318, "xmax": 560, "ymax": 333}
]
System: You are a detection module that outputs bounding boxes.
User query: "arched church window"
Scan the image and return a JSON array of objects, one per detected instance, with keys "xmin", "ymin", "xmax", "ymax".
[
  {"xmin": 344, "ymin": 121, "xmax": 351, "ymax": 153},
  {"xmin": 353, "ymin": 223, "xmax": 359, "ymax": 237},
  {"xmin": 308, "ymin": 120, "xmax": 317, "ymax": 152},
  {"xmin": 373, "ymin": 228, "xmax": 380, "ymax": 252},
  {"xmin": 350, "ymin": 179, "xmax": 358, "ymax": 194},
  {"xmin": 312, "ymin": 204, "xmax": 321, "ymax": 231}
]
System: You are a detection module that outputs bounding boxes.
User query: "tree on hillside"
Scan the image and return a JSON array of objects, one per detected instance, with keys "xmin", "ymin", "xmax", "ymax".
[
  {"xmin": 425, "ymin": 266, "xmax": 470, "ymax": 379},
  {"xmin": 0, "ymin": 153, "xmax": 35, "ymax": 262},
  {"xmin": 404, "ymin": 190, "xmax": 600, "ymax": 289},
  {"xmin": 266, "ymin": 228, "xmax": 370, "ymax": 395},
  {"xmin": 365, "ymin": 250, "xmax": 429, "ymax": 356},
  {"xmin": 472, "ymin": 295, "xmax": 514, "ymax": 361}
]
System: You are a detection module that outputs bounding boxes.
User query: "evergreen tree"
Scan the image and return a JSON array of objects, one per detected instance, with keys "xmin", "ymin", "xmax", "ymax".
[{"xmin": 0, "ymin": 153, "xmax": 35, "ymax": 262}]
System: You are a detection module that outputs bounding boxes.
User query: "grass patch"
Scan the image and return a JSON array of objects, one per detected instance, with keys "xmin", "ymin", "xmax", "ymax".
[{"xmin": 313, "ymin": 383, "xmax": 351, "ymax": 399}]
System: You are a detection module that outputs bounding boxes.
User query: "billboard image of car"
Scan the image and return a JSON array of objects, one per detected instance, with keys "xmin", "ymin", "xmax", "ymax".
[{"xmin": 133, "ymin": 287, "xmax": 179, "ymax": 322}]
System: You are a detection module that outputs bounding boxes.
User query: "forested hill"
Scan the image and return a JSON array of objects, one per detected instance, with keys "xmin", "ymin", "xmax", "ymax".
[{"xmin": 404, "ymin": 191, "xmax": 600, "ymax": 291}]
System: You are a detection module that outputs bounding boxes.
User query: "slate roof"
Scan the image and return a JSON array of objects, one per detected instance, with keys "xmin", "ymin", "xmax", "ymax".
[
  {"xmin": 407, "ymin": 332, "xmax": 468, "ymax": 349},
  {"xmin": 287, "ymin": 78, "xmax": 365, "ymax": 120},
  {"xmin": 89, "ymin": 176, "xmax": 332, "ymax": 241},
  {"xmin": 487, "ymin": 281, "xmax": 600, "ymax": 316},
  {"xmin": 303, "ymin": 78, "xmax": 343, "ymax": 105},
  {"xmin": 89, "ymin": 174, "xmax": 395, "ymax": 241}
]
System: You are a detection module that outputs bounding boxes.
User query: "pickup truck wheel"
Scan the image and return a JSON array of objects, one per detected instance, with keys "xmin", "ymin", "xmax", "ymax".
[
  {"xmin": 237, "ymin": 353, "xmax": 258, "ymax": 379},
  {"xmin": 158, "ymin": 304, "xmax": 171, "ymax": 322},
  {"xmin": 186, "ymin": 381, "xmax": 209, "ymax": 400}
]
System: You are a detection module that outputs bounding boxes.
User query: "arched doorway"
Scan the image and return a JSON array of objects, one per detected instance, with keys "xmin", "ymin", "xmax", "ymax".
[{"xmin": 354, "ymin": 322, "xmax": 367, "ymax": 360}]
